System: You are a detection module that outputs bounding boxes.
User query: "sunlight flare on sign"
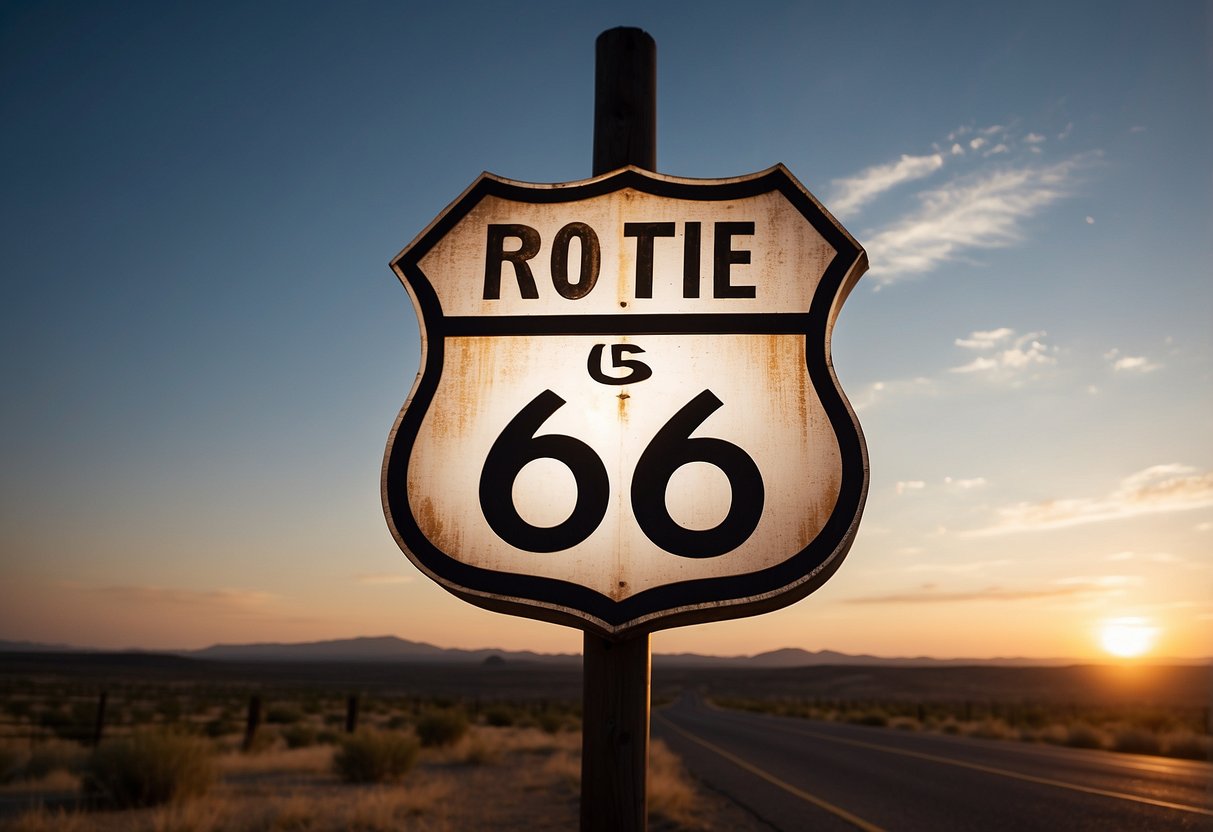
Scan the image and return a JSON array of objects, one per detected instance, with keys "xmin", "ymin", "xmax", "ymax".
[{"xmin": 1098, "ymin": 617, "xmax": 1158, "ymax": 658}]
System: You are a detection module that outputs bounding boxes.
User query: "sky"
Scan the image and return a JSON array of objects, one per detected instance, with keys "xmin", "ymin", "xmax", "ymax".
[{"xmin": 1, "ymin": 0, "xmax": 1210, "ymax": 660}]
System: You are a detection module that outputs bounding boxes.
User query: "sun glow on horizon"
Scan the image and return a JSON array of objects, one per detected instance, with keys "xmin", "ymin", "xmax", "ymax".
[{"xmin": 1099, "ymin": 617, "xmax": 1159, "ymax": 658}]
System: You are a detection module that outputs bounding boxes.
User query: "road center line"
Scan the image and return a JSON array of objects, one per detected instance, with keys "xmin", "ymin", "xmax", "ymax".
[
  {"xmin": 655, "ymin": 713, "xmax": 886, "ymax": 832},
  {"xmin": 771, "ymin": 721, "xmax": 1213, "ymax": 817}
]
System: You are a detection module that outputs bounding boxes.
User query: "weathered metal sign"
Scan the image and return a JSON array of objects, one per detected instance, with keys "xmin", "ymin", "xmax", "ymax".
[{"xmin": 382, "ymin": 164, "xmax": 868, "ymax": 637}]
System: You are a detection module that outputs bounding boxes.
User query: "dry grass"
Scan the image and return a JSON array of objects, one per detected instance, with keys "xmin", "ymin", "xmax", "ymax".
[
  {"xmin": 0, "ymin": 770, "xmax": 80, "ymax": 795},
  {"xmin": 2, "ymin": 807, "xmax": 93, "ymax": 832},
  {"xmin": 83, "ymin": 731, "xmax": 216, "ymax": 808},
  {"xmin": 0, "ymin": 725, "xmax": 738, "ymax": 832},
  {"xmin": 216, "ymin": 745, "xmax": 334, "ymax": 776},
  {"xmin": 1, "ymin": 778, "xmax": 456, "ymax": 832},
  {"xmin": 647, "ymin": 740, "xmax": 697, "ymax": 829}
]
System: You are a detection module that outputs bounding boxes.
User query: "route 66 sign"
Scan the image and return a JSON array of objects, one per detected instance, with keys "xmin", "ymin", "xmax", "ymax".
[{"xmin": 382, "ymin": 164, "xmax": 868, "ymax": 638}]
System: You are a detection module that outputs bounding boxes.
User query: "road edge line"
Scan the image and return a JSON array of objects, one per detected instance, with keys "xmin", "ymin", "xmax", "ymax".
[
  {"xmin": 655, "ymin": 712, "xmax": 887, "ymax": 832},
  {"xmin": 778, "ymin": 723, "xmax": 1213, "ymax": 818}
]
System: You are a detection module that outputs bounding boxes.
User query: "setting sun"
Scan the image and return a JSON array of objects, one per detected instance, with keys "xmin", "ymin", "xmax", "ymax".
[{"xmin": 1099, "ymin": 618, "xmax": 1159, "ymax": 658}]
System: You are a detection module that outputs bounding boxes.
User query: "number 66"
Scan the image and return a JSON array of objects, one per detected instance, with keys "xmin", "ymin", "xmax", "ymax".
[{"xmin": 478, "ymin": 390, "xmax": 764, "ymax": 558}]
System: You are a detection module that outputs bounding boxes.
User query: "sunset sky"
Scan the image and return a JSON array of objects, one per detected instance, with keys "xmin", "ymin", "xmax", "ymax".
[{"xmin": 2, "ymin": 1, "xmax": 1210, "ymax": 660}]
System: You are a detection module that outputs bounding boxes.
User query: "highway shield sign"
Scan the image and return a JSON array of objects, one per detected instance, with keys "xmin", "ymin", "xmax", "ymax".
[{"xmin": 382, "ymin": 164, "xmax": 868, "ymax": 637}]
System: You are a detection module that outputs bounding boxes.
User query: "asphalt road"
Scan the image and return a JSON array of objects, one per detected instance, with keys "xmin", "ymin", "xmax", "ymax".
[{"xmin": 653, "ymin": 695, "xmax": 1213, "ymax": 831}]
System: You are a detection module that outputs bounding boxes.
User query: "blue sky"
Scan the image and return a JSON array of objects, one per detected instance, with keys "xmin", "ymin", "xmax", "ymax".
[{"xmin": 2, "ymin": 0, "xmax": 1210, "ymax": 657}]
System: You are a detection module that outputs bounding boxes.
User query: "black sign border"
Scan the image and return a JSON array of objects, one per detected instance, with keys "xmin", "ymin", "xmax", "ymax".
[{"xmin": 383, "ymin": 165, "xmax": 868, "ymax": 636}]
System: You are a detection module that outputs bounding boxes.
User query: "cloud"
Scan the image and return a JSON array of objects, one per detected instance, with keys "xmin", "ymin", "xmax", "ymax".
[
  {"xmin": 1024, "ymin": 133, "xmax": 1047, "ymax": 144},
  {"xmin": 91, "ymin": 585, "xmax": 279, "ymax": 615},
  {"xmin": 944, "ymin": 476, "xmax": 987, "ymax": 489},
  {"xmin": 896, "ymin": 480, "xmax": 926, "ymax": 495},
  {"xmin": 828, "ymin": 153, "xmax": 945, "ymax": 218},
  {"xmin": 969, "ymin": 137, "xmax": 987, "ymax": 150},
  {"xmin": 864, "ymin": 159, "xmax": 1080, "ymax": 283},
  {"xmin": 950, "ymin": 329, "xmax": 1057, "ymax": 377},
  {"xmin": 950, "ymin": 143, "xmax": 964, "ymax": 156},
  {"xmin": 955, "ymin": 328, "xmax": 1014, "ymax": 349},
  {"xmin": 1105, "ymin": 551, "xmax": 1208, "ymax": 569},
  {"xmin": 1104, "ymin": 349, "xmax": 1161, "ymax": 373},
  {"xmin": 983, "ymin": 143, "xmax": 1009, "ymax": 156},
  {"xmin": 844, "ymin": 582, "xmax": 1098, "ymax": 605},
  {"xmin": 356, "ymin": 573, "xmax": 415, "ymax": 585},
  {"xmin": 905, "ymin": 559, "xmax": 1013, "ymax": 574},
  {"xmin": 844, "ymin": 575, "xmax": 1131, "ymax": 605},
  {"xmin": 965, "ymin": 464, "xmax": 1213, "ymax": 536},
  {"xmin": 849, "ymin": 376, "xmax": 935, "ymax": 412}
]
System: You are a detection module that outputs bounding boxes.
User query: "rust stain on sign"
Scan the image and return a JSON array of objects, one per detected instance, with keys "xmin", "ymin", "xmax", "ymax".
[{"xmin": 382, "ymin": 164, "xmax": 868, "ymax": 638}]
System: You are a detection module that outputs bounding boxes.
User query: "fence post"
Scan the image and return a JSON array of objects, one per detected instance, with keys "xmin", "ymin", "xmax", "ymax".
[
  {"xmin": 346, "ymin": 694, "xmax": 359, "ymax": 734},
  {"xmin": 242, "ymin": 694, "xmax": 262, "ymax": 752},
  {"xmin": 91, "ymin": 691, "xmax": 108, "ymax": 746}
]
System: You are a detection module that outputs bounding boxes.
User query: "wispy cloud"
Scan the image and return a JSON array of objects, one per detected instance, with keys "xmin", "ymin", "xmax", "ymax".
[
  {"xmin": 955, "ymin": 328, "xmax": 1014, "ymax": 349},
  {"xmin": 828, "ymin": 153, "xmax": 944, "ymax": 218},
  {"xmin": 950, "ymin": 329, "xmax": 1057, "ymax": 379},
  {"xmin": 905, "ymin": 559, "xmax": 1013, "ymax": 574},
  {"xmin": 844, "ymin": 575, "xmax": 1128, "ymax": 605},
  {"xmin": 1106, "ymin": 551, "xmax": 1208, "ymax": 569},
  {"xmin": 1104, "ymin": 348, "xmax": 1161, "ymax": 373},
  {"xmin": 965, "ymin": 464, "xmax": 1213, "ymax": 536},
  {"xmin": 356, "ymin": 573, "xmax": 415, "ymax": 585},
  {"xmin": 864, "ymin": 159, "xmax": 1081, "ymax": 284},
  {"xmin": 846, "ymin": 583, "xmax": 1087, "ymax": 605},
  {"xmin": 91, "ymin": 585, "xmax": 279, "ymax": 614},
  {"xmin": 944, "ymin": 476, "xmax": 987, "ymax": 490},
  {"xmin": 896, "ymin": 480, "xmax": 926, "ymax": 495},
  {"xmin": 849, "ymin": 377, "xmax": 936, "ymax": 412}
]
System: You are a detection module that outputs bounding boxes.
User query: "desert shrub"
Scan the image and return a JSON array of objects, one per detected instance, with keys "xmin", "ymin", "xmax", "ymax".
[
  {"xmin": 888, "ymin": 717, "xmax": 921, "ymax": 732},
  {"xmin": 1162, "ymin": 731, "xmax": 1211, "ymax": 761},
  {"xmin": 460, "ymin": 735, "xmax": 502, "ymax": 765},
  {"xmin": 25, "ymin": 742, "xmax": 86, "ymax": 780},
  {"xmin": 156, "ymin": 698, "xmax": 183, "ymax": 722},
  {"xmin": 386, "ymin": 714, "xmax": 411, "ymax": 730},
  {"xmin": 0, "ymin": 745, "xmax": 23, "ymax": 784},
  {"xmin": 333, "ymin": 731, "xmax": 420, "ymax": 783},
  {"xmin": 415, "ymin": 710, "xmax": 468, "ymax": 748},
  {"xmin": 316, "ymin": 729, "xmax": 341, "ymax": 745},
  {"xmin": 971, "ymin": 719, "xmax": 1012, "ymax": 740},
  {"xmin": 37, "ymin": 706, "xmax": 89, "ymax": 742},
  {"xmin": 266, "ymin": 705, "xmax": 304, "ymax": 725},
  {"xmin": 1064, "ymin": 723, "xmax": 1107, "ymax": 750},
  {"xmin": 243, "ymin": 726, "xmax": 280, "ymax": 754},
  {"xmin": 281, "ymin": 725, "xmax": 318, "ymax": 749},
  {"xmin": 1112, "ymin": 728, "xmax": 1161, "ymax": 756},
  {"xmin": 845, "ymin": 711, "xmax": 888, "ymax": 728},
  {"xmin": 484, "ymin": 706, "xmax": 516, "ymax": 728},
  {"xmin": 939, "ymin": 719, "xmax": 963, "ymax": 735},
  {"xmin": 5, "ymin": 701, "xmax": 33, "ymax": 722},
  {"xmin": 203, "ymin": 718, "xmax": 238, "ymax": 738},
  {"xmin": 1034, "ymin": 724, "xmax": 1070, "ymax": 745},
  {"xmin": 82, "ymin": 730, "xmax": 216, "ymax": 808},
  {"xmin": 537, "ymin": 712, "xmax": 565, "ymax": 735}
]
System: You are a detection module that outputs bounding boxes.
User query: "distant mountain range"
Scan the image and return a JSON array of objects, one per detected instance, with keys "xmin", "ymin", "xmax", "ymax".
[{"xmin": 2, "ymin": 635, "xmax": 1206, "ymax": 667}]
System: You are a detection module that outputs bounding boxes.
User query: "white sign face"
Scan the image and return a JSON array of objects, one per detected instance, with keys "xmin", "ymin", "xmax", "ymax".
[{"xmin": 383, "ymin": 165, "xmax": 868, "ymax": 637}]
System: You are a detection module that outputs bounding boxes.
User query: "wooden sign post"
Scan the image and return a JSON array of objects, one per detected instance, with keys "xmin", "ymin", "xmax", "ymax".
[
  {"xmin": 583, "ymin": 32, "xmax": 655, "ymax": 831},
  {"xmin": 382, "ymin": 25, "xmax": 869, "ymax": 832}
]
